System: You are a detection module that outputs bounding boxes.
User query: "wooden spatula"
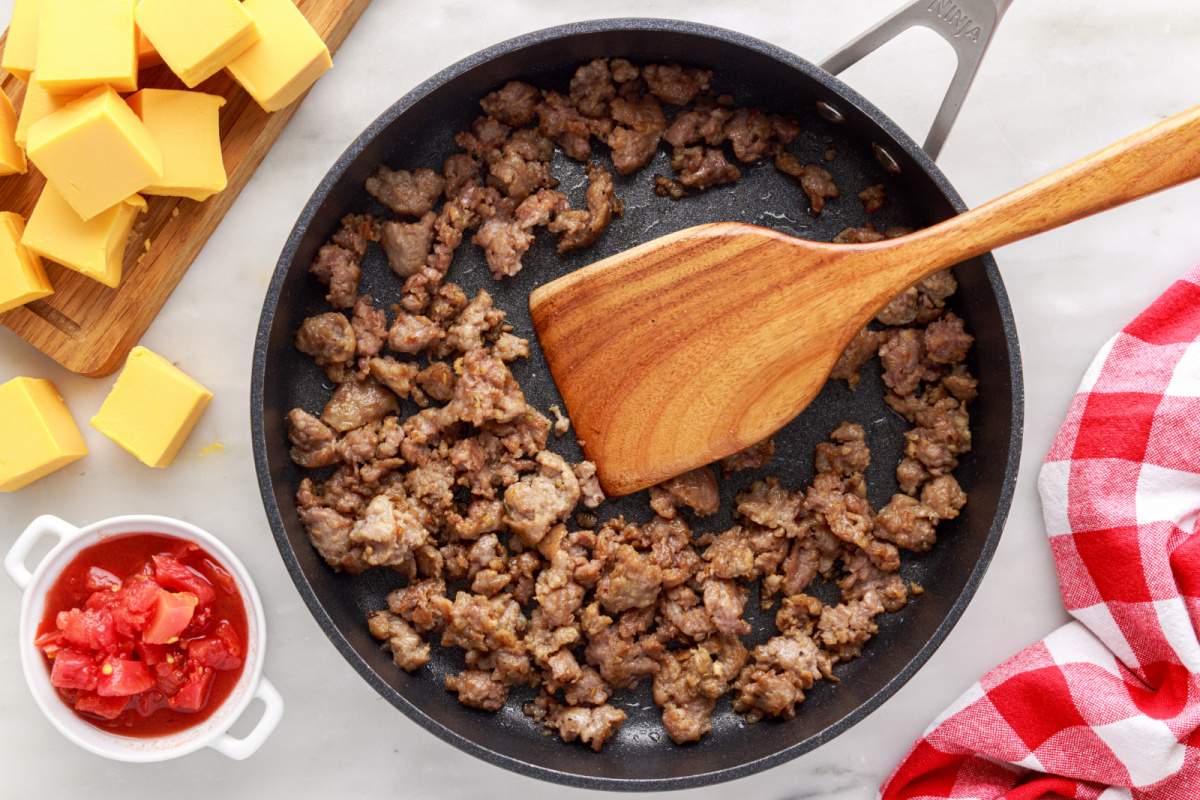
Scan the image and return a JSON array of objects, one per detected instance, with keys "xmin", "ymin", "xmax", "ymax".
[{"xmin": 530, "ymin": 105, "xmax": 1200, "ymax": 497}]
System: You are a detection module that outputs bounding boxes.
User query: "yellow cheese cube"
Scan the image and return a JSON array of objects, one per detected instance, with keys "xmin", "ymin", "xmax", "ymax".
[
  {"xmin": 227, "ymin": 0, "xmax": 330, "ymax": 113},
  {"xmin": 133, "ymin": 0, "xmax": 161, "ymax": 66},
  {"xmin": 0, "ymin": 212, "xmax": 52, "ymax": 313},
  {"xmin": 14, "ymin": 73, "xmax": 71, "ymax": 149},
  {"xmin": 137, "ymin": 29, "xmax": 162, "ymax": 68},
  {"xmin": 27, "ymin": 86, "xmax": 161, "ymax": 221},
  {"xmin": 128, "ymin": 89, "xmax": 227, "ymax": 201},
  {"xmin": 21, "ymin": 183, "xmax": 146, "ymax": 288},
  {"xmin": 136, "ymin": 0, "xmax": 258, "ymax": 89},
  {"xmin": 0, "ymin": 377, "xmax": 87, "ymax": 492},
  {"xmin": 36, "ymin": 0, "xmax": 136, "ymax": 94},
  {"xmin": 2, "ymin": 0, "xmax": 41, "ymax": 82},
  {"xmin": 0, "ymin": 91, "xmax": 26, "ymax": 174},
  {"xmin": 91, "ymin": 346, "xmax": 212, "ymax": 468}
]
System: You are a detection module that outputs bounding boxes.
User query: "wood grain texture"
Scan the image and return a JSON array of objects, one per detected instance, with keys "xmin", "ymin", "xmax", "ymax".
[
  {"xmin": 0, "ymin": 0, "xmax": 372, "ymax": 377},
  {"xmin": 531, "ymin": 105, "xmax": 1200, "ymax": 496}
]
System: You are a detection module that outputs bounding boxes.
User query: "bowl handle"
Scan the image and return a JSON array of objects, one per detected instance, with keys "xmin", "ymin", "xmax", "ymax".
[
  {"xmin": 207, "ymin": 676, "xmax": 285, "ymax": 760},
  {"xmin": 4, "ymin": 515, "xmax": 80, "ymax": 590}
]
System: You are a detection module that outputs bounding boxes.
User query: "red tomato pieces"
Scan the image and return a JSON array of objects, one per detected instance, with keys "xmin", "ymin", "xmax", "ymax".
[
  {"xmin": 56, "ymin": 607, "xmax": 118, "ymax": 651},
  {"xmin": 134, "ymin": 640, "xmax": 172, "ymax": 666},
  {"xmin": 168, "ymin": 666, "xmax": 215, "ymax": 713},
  {"xmin": 97, "ymin": 658, "xmax": 155, "ymax": 697},
  {"xmin": 74, "ymin": 692, "xmax": 129, "ymax": 720},
  {"xmin": 187, "ymin": 621, "xmax": 243, "ymax": 671},
  {"xmin": 133, "ymin": 690, "xmax": 169, "ymax": 718},
  {"xmin": 89, "ymin": 574, "xmax": 161, "ymax": 639},
  {"xmin": 35, "ymin": 630, "xmax": 64, "ymax": 659},
  {"xmin": 50, "ymin": 649, "xmax": 98, "ymax": 691},
  {"xmin": 202, "ymin": 558, "xmax": 238, "ymax": 597},
  {"xmin": 151, "ymin": 555, "xmax": 216, "ymax": 605},
  {"xmin": 153, "ymin": 658, "xmax": 189, "ymax": 696},
  {"xmin": 182, "ymin": 604, "xmax": 213, "ymax": 637},
  {"xmin": 143, "ymin": 591, "xmax": 198, "ymax": 644},
  {"xmin": 84, "ymin": 566, "xmax": 121, "ymax": 592},
  {"xmin": 36, "ymin": 534, "xmax": 248, "ymax": 736}
]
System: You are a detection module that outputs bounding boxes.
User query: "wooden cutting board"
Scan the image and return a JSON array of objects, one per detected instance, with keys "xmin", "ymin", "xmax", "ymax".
[{"xmin": 0, "ymin": 0, "xmax": 372, "ymax": 377}]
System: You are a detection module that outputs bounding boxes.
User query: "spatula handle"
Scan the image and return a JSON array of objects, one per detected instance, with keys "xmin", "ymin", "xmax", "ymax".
[{"xmin": 899, "ymin": 104, "xmax": 1200, "ymax": 279}]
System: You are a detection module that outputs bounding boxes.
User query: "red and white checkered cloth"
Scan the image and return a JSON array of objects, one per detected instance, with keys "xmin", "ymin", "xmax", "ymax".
[{"xmin": 881, "ymin": 267, "xmax": 1200, "ymax": 800}]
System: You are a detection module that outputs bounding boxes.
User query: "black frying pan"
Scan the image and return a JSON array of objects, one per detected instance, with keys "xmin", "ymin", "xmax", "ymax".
[{"xmin": 251, "ymin": 17, "xmax": 1023, "ymax": 791}]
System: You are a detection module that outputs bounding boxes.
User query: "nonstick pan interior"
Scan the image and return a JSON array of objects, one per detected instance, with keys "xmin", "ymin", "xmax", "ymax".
[{"xmin": 252, "ymin": 19, "xmax": 1022, "ymax": 791}]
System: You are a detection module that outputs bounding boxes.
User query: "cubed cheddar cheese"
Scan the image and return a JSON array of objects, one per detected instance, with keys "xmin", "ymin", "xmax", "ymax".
[
  {"xmin": 133, "ymin": 0, "xmax": 161, "ymax": 66},
  {"xmin": 227, "ymin": 0, "xmax": 330, "ymax": 113},
  {"xmin": 2, "ymin": 0, "xmax": 42, "ymax": 82},
  {"xmin": 36, "ymin": 0, "xmax": 136, "ymax": 95},
  {"xmin": 136, "ymin": 29, "xmax": 162, "ymax": 68},
  {"xmin": 14, "ymin": 73, "xmax": 71, "ymax": 149},
  {"xmin": 0, "ymin": 212, "xmax": 52, "ymax": 313},
  {"xmin": 136, "ymin": 0, "xmax": 258, "ymax": 89},
  {"xmin": 128, "ymin": 89, "xmax": 227, "ymax": 201},
  {"xmin": 0, "ymin": 377, "xmax": 87, "ymax": 492},
  {"xmin": 27, "ymin": 86, "xmax": 161, "ymax": 221},
  {"xmin": 22, "ymin": 183, "xmax": 146, "ymax": 288},
  {"xmin": 91, "ymin": 346, "xmax": 212, "ymax": 468},
  {"xmin": 0, "ymin": 91, "xmax": 27, "ymax": 175}
]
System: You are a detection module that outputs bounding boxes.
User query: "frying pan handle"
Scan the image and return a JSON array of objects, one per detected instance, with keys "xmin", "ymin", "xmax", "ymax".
[{"xmin": 820, "ymin": 0, "xmax": 1013, "ymax": 159}]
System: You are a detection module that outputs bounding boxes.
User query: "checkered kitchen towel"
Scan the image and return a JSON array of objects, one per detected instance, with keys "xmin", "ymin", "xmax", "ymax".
[{"xmin": 881, "ymin": 268, "xmax": 1200, "ymax": 799}]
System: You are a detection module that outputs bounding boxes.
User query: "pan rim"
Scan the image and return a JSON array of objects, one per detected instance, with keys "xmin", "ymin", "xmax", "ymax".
[{"xmin": 250, "ymin": 16, "xmax": 1024, "ymax": 791}]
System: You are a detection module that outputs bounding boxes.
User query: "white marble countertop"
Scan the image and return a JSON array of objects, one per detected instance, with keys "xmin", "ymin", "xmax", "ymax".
[{"xmin": 2, "ymin": 1, "xmax": 1199, "ymax": 797}]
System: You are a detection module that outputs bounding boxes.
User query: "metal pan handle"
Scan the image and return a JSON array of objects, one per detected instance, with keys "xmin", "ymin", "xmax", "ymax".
[{"xmin": 821, "ymin": 0, "xmax": 1013, "ymax": 159}]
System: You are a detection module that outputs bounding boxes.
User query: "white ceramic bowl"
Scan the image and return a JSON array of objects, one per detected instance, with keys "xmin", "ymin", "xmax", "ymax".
[{"xmin": 4, "ymin": 514, "xmax": 283, "ymax": 762}]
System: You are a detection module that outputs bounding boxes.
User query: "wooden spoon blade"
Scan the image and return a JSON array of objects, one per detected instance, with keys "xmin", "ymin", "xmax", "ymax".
[
  {"xmin": 529, "ymin": 222, "xmax": 865, "ymax": 497},
  {"xmin": 531, "ymin": 105, "xmax": 1200, "ymax": 497}
]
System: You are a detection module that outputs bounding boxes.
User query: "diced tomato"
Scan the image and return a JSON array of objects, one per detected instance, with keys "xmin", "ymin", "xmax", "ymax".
[
  {"xmin": 56, "ymin": 608, "xmax": 118, "ymax": 651},
  {"xmin": 135, "ymin": 640, "xmax": 178, "ymax": 666},
  {"xmin": 154, "ymin": 658, "xmax": 188, "ymax": 695},
  {"xmin": 182, "ymin": 604, "xmax": 213, "ymax": 637},
  {"xmin": 134, "ymin": 690, "xmax": 167, "ymax": 718},
  {"xmin": 84, "ymin": 588, "xmax": 116, "ymax": 612},
  {"xmin": 123, "ymin": 575, "xmax": 161, "ymax": 611},
  {"xmin": 97, "ymin": 658, "xmax": 155, "ymax": 697},
  {"xmin": 216, "ymin": 620, "xmax": 242, "ymax": 660},
  {"xmin": 37, "ymin": 533, "xmax": 249, "ymax": 737},
  {"xmin": 187, "ymin": 621, "xmax": 243, "ymax": 671},
  {"xmin": 34, "ymin": 630, "xmax": 63, "ymax": 648},
  {"xmin": 202, "ymin": 558, "xmax": 238, "ymax": 597},
  {"xmin": 50, "ymin": 649, "xmax": 98, "ymax": 691},
  {"xmin": 167, "ymin": 666, "xmax": 214, "ymax": 713},
  {"xmin": 143, "ymin": 591, "xmax": 198, "ymax": 644},
  {"xmin": 167, "ymin": 540, "xmax": 201, "ymax": 560},
  {"xmin": 185, "ymin": 637, "xmax": 233, "ymax": 670},
  {"xmin": 35, "ymin": 630, "xmax": 64, "ymax": 658},
  {"xmin": 152, "ymin": 554, "xmax": 215, "ymax": 606},
  {"xmin": 74, "ymin": 692, "xmax": 128, "ymax": 720},
  {"xmin": 106, "ymin": 575, "xmax": 162, "ymax": 638},
  {"xmin": 84, "ymin": 566, "xmax": 122, "ymax": 593}
]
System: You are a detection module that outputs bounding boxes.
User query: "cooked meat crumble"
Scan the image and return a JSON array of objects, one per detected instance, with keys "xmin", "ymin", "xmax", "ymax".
[
  {"xmin": 290, "ymin": 58, "xmax": 976, "ymax": 751},
  {"xmin": 775, "ymin": 153, "xmax": 839, "ymax": 213},
  {"xmin": 858, "ymin": 183, "xmax": 886, "ymax": 214}
]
